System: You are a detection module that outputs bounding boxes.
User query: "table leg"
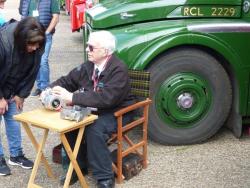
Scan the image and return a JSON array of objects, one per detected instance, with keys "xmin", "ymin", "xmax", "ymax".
[
  {"xmin": 27, "ymin": 129, "xmax": 49, "ymax": 188},
  {"xmin": 60, "ymin": 127, "xmax": 88, "ymax": 188},
  {"xmin": 22, "ymin": 123, "xmax": 55, "ymax": 178}
]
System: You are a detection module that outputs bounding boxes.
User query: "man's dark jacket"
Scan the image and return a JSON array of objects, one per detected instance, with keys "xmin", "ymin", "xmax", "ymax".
[
  {"xmin": 50, "ymin": 55, "xmax": 135, "ymax": 114},
  {"xmin": 0, "ymin": 21, "xmax": 43, "ymax": 99}
]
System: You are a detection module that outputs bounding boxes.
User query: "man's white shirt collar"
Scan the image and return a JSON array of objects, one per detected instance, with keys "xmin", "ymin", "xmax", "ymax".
[{"xmin": 94, "ymin": 58, "xmax": 108, "ymax": 76}]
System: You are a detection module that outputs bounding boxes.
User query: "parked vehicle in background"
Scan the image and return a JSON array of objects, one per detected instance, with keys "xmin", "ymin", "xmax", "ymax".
[
  {"xmin": 84, "ymin": 0, "xmax": 250, "ymax": 145},
  {"xmin": 70, "ymin": 0, "xmax": 86, "ymax": 31},
  {"xmin": 65, "ymin": 0, "xmax": 98, "ymax": 32}
]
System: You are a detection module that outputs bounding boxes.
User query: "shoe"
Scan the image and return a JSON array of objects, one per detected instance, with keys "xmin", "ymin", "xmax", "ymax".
[
  {"xmin": 60, "ymin": 172, "xmax": 78, "ymax": 186},
  {"xmin": 31, "ymin": 89, "xmax": 42, "ymax": 97},
  {"xmin": 0, "ymin": 157, "xmax": 11, "ymax": 176},
  {"xmin": 59, "ymin": 168, "xmax": 88, "ymax": 186},
  {"xmin": 8, "ymin": 155, "xmax": 33, "ymax": 169},
  {"xmin": 97, "ymin": 177, "xmax": 115, "ymax": 188}
]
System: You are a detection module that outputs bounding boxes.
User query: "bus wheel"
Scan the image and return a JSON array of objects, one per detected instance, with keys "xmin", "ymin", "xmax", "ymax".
[{"xmin": 148, "ymin": 48, "xmax": 232, "ymax": 145}]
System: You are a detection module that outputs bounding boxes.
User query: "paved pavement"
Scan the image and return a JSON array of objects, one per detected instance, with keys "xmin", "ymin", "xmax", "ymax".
[{"xmin": 2, "ymin": 1, "xmax": 250, "ymax": 188}]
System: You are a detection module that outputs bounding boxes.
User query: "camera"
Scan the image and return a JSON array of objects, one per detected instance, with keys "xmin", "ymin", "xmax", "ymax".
[
  {"xmin": 40, "ymin": 88, "xmax": 62, "ymax": 111},
  {"xmin": 60, "ymin": 106, "xmax": 91, "ymax": 122},
  {"xmin": 40, "ymin": 88, "xmax": 92, "ymax": 122}
]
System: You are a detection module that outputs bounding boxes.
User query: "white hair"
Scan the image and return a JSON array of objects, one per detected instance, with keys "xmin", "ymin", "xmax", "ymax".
[{"xmin": 88, "ymin": 30, "xmax": 116, "ymax": 54}]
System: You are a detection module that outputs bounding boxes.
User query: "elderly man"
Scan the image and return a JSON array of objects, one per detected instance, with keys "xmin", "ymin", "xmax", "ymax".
[
  {"xmin": 0, "ymin": 17, "xmax": 45, "ymax": 176},
  {"xmin": 47, "ymin": 30, "xmax": 135, "ymax": 188}
]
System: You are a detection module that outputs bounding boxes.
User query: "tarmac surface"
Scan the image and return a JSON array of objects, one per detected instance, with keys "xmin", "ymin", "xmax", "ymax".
[{"xmin": 2, "ymin": 1, "xmax": 250, "ymax": 188}]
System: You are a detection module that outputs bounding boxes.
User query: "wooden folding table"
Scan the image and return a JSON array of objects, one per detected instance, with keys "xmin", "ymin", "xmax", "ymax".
[{"xmin": 14, "ymin": 108, "xmax": 98, "ymax": 188}]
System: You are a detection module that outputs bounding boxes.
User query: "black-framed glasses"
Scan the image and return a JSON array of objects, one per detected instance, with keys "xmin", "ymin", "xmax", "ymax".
[{"xmin": 87, "ymin": 44, "xmax": 103, "ymax": 52}]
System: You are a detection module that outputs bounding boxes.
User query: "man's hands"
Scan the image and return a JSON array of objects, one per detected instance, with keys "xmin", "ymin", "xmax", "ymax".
[
  {"xmin": 0, "ymin": 98, "xmax": 8, "ymax": 115},
  {"xmin": 13, "ymin": 96, "xmax": 24, "ymax": 112},
  {"xmin": 51, "ymin": 86, "xmax": 73, "ymax": 104}
]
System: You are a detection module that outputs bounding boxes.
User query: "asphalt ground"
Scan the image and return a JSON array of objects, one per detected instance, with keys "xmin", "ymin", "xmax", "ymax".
[{"xmin": 2, "ymin": 1, "xmax": 250, "ymax": 188}]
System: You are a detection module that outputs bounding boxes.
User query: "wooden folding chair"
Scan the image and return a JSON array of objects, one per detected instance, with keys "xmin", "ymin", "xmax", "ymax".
[{"xmin": 108, "ymin": 70, "xmax": 152, "ymax": 183}]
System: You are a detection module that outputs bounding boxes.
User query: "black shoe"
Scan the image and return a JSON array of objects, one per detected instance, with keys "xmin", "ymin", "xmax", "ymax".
[
  {"xmin": 0, "ymin": 157, "xmax": 11, "ymax": 176},
  {"xmin": 97, "ymin": 177, "xmax": 115, "ymax": 188},
  {"xmin": 31, "ymin": 89, "xmax": 42, "ymax": 97},
  {"xmin": 8, "ymin": 155, "xmax": 33, "ymax": 169},
  {"xmin": 59, "ymin": 168, "xmax": 88, "ymax": 186}
]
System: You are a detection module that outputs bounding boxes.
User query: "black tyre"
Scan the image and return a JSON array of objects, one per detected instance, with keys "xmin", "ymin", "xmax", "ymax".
[{"xmin": 148, "ymin": 48, "xmax": 232, "ymax": 145}]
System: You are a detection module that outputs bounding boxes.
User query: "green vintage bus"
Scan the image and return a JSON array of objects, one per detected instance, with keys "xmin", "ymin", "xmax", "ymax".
[{"xmin": 84, "ymin": 0, "xmax": 250, "ymax": 145}]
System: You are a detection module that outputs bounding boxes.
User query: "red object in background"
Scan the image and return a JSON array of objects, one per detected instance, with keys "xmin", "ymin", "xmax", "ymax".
[
  {"xmin": 52, "ymin": 144, "xmax": 62, "ymax": 164},
  {"xmin": 71, "ymin": 0, "xmax": 86, "ymax": 32}
]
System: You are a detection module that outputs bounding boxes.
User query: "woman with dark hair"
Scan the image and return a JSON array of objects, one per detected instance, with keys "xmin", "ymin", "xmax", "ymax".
[
  {"xmin": 19, "ymin": 0, "xmax": 60, "ymax": 96},
  {"xmin": 0, "ymin": 16, "xmax": 45, "ymax": 176},
  {"xmin": 14, "ymin": 16, "xmax": 45, "ymax": 53}
]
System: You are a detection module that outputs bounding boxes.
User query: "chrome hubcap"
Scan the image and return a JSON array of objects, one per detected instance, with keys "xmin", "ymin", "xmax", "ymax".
[{"xmin": 177, "ymin": 93, "xmax": 194, "ymax": 109}]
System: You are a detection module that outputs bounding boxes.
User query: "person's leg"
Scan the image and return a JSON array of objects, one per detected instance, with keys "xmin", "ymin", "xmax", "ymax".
[
  {"xmin": 0, "ymin": 115, "xmax": 11, "ymax": 176},
  {"xmin": 60, "ymin": 129, "xmax": 88, "ymax": 185},
  {"xmin": 0, "ymin": 116, "xmax": 5, "ymax": 158},
  {"xmin": 4, "ymin": 101, "xmax": 22, "ymax": 157},
  {"xmin": 36, "ymin": 33, "xmax": 53, "ymax": 91},
  {"xmin": 85, "ymin": 113, "xmax": 117, "ymax": 181},
  {"xmin": 85, "ymin": 111, "xmax": 134, "ymax": 186},
  {"xmin": 64, "ymin": 129, "xmax": 88, "ymax": 170},
  {"xmin": 5, "ymin": 101, "xmax": 33, "ymax": 169}
]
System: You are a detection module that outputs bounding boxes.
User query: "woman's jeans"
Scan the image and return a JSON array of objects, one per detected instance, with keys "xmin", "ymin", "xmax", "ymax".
[
  {"xmin": 0, "ymin": 101, "xmax": 23, "ymax": 158},
  {"xmin": 36, "ymin": 33, "xmax": 53, "ymax": 90}
]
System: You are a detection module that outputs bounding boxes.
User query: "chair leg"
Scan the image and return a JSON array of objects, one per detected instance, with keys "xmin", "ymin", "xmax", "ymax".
[
  {"xmin": 142, "ymin": 105, "xmax": 149, "ymax": 169},
  {"xmin": 142, "ymin": 142, "xmax": 148, "ymax": 168},
  {"xmin": 116, "ymin": 141, "xmax": 123, "ymax": 183},
  {"xmin": 142, "ymin": 128, "xmax": 148, "ymax": 168},
  {"xmin": 116, "ymin": 116, "xmax": 124, "ymax": 183}
]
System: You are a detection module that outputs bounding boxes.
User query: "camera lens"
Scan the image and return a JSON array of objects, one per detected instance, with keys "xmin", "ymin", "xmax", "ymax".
[{"xmin": 52, "ymin": 99, "xmax": 61, "ymax": 109}]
